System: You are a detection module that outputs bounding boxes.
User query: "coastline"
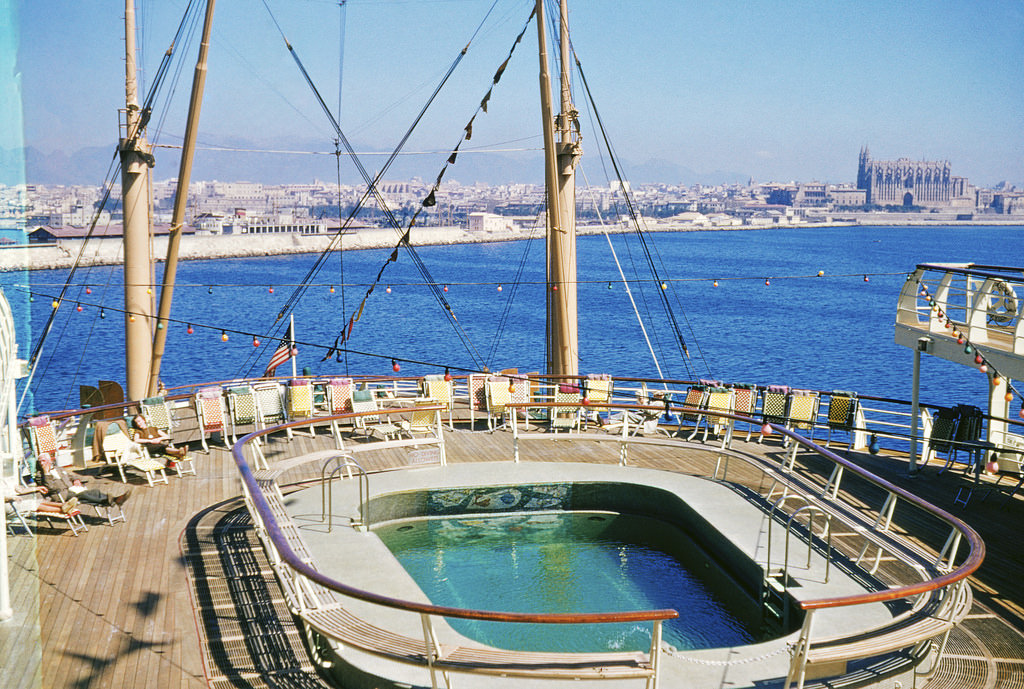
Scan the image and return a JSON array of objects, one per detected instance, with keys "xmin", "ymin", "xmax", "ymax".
[{"xmin": 4, "ymin": 218, "xmax": 1022, "ymax": 272}]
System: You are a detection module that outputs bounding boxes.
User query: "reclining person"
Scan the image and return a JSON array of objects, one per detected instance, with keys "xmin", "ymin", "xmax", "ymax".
[
  {"xmin": 37, "ymin": 455, "xmax": 130, "ymax": 507},
  {"xmin": 2, "ymin": 477, "xmax": 80, "ymax": 515},
  {"xmin": 131, "ymin": 415, "xmax": 187, "ymax": 464}
]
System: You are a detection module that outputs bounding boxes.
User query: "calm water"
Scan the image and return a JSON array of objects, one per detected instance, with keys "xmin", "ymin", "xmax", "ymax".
[
  {"xmin": 5, "ymin": 225, "xmax": 1023, "ymax": 414},
  {"xmin": 375, "ymin": 511, "xmax": 755, "ymax": 652}
]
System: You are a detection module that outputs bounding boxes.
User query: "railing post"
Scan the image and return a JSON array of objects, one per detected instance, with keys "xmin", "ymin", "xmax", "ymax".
[
  {"xmin": 647, "ymin": 619, "xmax": 663, "ymax": 689},
  {"xmin": 511, "ymin": 406, "xmax": 520, "ymax": 463},
  {"xmin": 784, "ymin": 608, "xmax": 814, "ymax": 689},
  {"xmin": 420, "ymin": 613, "xmax": 441, "ymax": 689}
]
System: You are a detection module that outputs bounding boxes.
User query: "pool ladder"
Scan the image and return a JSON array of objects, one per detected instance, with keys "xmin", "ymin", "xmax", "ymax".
[
  {"xmin": 320, "ymin": 454, "xmax": 369, "ymax": 532},
  {"xmin": 762, "ymin": 495, "xmax": 832, "ymax": 633}
]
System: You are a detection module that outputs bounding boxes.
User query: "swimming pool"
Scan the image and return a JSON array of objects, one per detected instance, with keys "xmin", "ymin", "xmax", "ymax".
[{"xmin": 375, "ymin": 509, "xmax": 758, "ymax": 653}]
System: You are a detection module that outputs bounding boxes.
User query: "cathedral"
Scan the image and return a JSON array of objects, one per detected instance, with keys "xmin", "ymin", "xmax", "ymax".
[{"xmin": 856, "ymin": 147, "xmax": 968, "ymax": 207}]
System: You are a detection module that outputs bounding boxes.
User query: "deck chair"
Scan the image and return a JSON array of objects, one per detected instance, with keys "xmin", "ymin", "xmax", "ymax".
[
  {"xmin": 551, "ymin": 383, "xmax": 581, "ymax": 433},
  {"xmin": 194, "ymin": 387, "xmax": 227, "ymax": 451},
  {"xmin": 421, "ymin": 375, "xmax": 454, "ymax": 429},
  {"xmin": 26, "ymin": 415, "xmax": 60, "ymax": 465},
  {"xmin": 944, "ymin": 404, "xmax": 984, "ymax": 473},
  {"xmin": 923, "ymin": 407, "xmax": 959, "ymax": 470},
  {"xmin": 253, "ymin": 381, "xmax": 289, "ymax": 438},
  {"xmin": 729, "ymin": 384, "xmax": 759, "ymax": 441},
  {"xmin": 226, "ymin": 385, "xmax": 259, "ymax": 445},
  {"xmin": 485, "ymin": 377, "xmax": 512, "ymax": 431},
  {"xmin": 581, "ymin": 374, "xmax": 612, "ymax": 430},
  {"xmin": 287, "ymin": 379, "xmax": 316, "ymax": 436},
  {"xmin": 786, "ymin": 389, "xmax": 820, "ymax": 439},
  {"xmin": 107, "ymin": 426, "xmax": 169, "ymax": 486},
  {"xmin": 701, "ymin": 387, "xmax": 735, "ymax": 448},
  {"xmin": 351, "ymin": 389, "xmax": 399, "ymax": 440},
  {"xmin": 401, "ymin": 400, "xmax": 442, "ymax": 439},
  {"xmin": 327, "ymin": 378, "xmax": 354, "ymax": 447},
  {"xmin": 6, "ymin": 492, "xmax": 87, "ymax": 536},
  {"xmin": 139, "ymin": 396, "xmax": 174, "ymax": 435},
  {"xmin": 759, "ymin": 385, "xmax": 790, "ymax": 442},
  {"xmin": 679, "ymin": 385, "xmax": 708, "ymax": 439},
  {"xmin": 825, "ymin": 391, "xmax": 859, "ymax": 447},
  {"xmin": 467, "ymin": 374, "xmax": 488, "ymax": 430}
]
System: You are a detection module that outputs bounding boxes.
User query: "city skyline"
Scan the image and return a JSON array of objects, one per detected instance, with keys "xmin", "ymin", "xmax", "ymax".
[{"xmin": 3, "ymin": 1, "xmax": 1023, "ymax": 188}]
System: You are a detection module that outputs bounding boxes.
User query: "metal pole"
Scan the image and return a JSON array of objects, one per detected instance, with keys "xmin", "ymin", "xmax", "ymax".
[
  {"xmin": 148, "ymin": 0, "xmax": 218, "ymax": 396},
  {"xmin": 909, "ymin": 340, "xmax": 924, "ymax": 474},
  {"xmin": 290, "ymin": 313, "xmax": 298, "ymax": 378}
]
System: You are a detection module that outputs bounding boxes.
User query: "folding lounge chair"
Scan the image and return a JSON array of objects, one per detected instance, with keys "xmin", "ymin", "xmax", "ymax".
[
  {"xmin": 486, "ymin": 377, "xmax": 512, "ymax": 431},
  {"xmin": 226, "ymin": 385, "xmax": 259, "ymax": 445},
  {"xmin": 401, "ymin": 400, "xmax": 442, "ymax": 439},
  {"xmin": 924, "ymin": 407, "xmax": 959, "ymax": 471},
  {"xmin": 7, "ymin": 493, "xmax": 87, "ymax": 536},
  {"xmin": 581, "ymin": 374, "xmax": 612, "ymax": 430},
  {"xmin": 287, "ymin": 379, "xmax": 316, "ymax": 436},
  {"xmin": 701, "ymin": 386, "xmax": 735, "ymax": 448},
  {"xmin": 26, "ymin": 415, "xmax": 60, "ymax": 464},
  {"xmin": 759, "ymin": 385, "xmax": 790, "ymax": 443},
  {"xmin": 679, "ymin": 385, "xmax": 708, "ymax": 440},
  {"xmin": 944, "ymin": 404, "xmax": 984, "ymax": 474},
  {"xmin": 351, "ymin": 389, "xmax": 400, "ymax": 440},
  {"xmin": 729, "ymin": 383, "xmax": 759, "ymax": 441},
  {"xmin": 194, "ymin": 387, "xmax": 227, "ymax": 451},
  {"xmin": 327, "ymin": 378, "xmax": 354, "ymax": 448},
  {"xmin": 107, "ymin": 427, "xmax": 169, "ymax": 486},
  {"xmin": 422, "ymin": 374, "xmax": 454, "ymax": 429},
  {"xmin": 253, "ymin": 381, "xmax": 290, "ymax": 438},
  {"xmin": 786, "ymin": 389, "xmax": 820, "ymax": 439},
  {"xmin": 139, "ymin": 396, "xmax": 174, "ymax": 435},
  {"xmin": 551, "ymin": 383, "xmax": 581, "ymax": 433},
  {"xmin": 467, "ymin": 374, "xmax": 488, "ymax": 430},
  {"xmin": 825, "ymin": 391, "xmax": 859, "ymax": 447}
]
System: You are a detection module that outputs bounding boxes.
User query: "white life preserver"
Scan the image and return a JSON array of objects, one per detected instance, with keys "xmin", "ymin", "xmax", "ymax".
[{"xmin": 987, "ymin": 280, "xmax": 1018, "ymax": 325}]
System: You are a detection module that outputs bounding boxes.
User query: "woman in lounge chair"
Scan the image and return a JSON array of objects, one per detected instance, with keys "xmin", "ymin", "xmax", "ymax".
[
  {"xmin": 131, "ymin": 415, "xmax": 187, "ymax": 466},
  {"xmin": 3, "ymin": 480, "xmax": 80, "ymax": 515}
]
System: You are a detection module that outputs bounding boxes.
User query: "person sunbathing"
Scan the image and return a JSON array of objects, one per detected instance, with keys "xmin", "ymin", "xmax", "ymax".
[
  {"xmin": 37, "ymin": 455, "xmax": 130, "ymax": 507},
  {"xmin": 4, "ymin": 481, "xmax": 80, "ymax": 515},
  {"xmin": 131, "ymin": 415, "xmax": 187, "ymax": 465}
]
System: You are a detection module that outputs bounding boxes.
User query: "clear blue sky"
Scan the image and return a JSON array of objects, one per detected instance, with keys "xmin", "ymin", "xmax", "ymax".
[{"xmin": 5, "ymin": 0, "xmax": 1024, "ymax": 187}]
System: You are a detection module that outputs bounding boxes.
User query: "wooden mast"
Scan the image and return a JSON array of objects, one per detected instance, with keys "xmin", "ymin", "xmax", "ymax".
[
  {"xmin": 120, "ymin": 0, "xmax": 155, "ymax": 401},
  {"xmin": 148, "ymin": 0, "xmax": 217, "ymax": 396},
  {"xmin": 537, "ymin": 0, "xmax": 581, "ymax": 377}
]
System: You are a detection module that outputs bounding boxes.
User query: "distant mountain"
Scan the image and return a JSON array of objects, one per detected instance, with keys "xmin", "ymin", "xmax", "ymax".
[{"xmin": 4, "ymin": 144, "xmax": 744, "ymax": 188}]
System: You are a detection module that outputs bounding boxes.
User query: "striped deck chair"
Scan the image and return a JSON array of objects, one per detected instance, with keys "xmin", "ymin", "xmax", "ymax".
[
  {"xmin": 327, "ymin": 378, "xmax": 354, "ymax": 448},
  {"xmin": 759, "ymin": 385, "xmax": 790, "ymax": 443},
  {"xmin": 730, "ymin": 384, "xmax": 759, "ymax": 441},
  {"xmin": 194, "ymin": 387, "xmax": 226, "ymax": 452},
  {"xmin": 108, "ymin": 427, "xmax": 169, "ymax": 486},
  {"xmin": 287, "ymin": 379, "xmax": 316, "ymax": 436},
  {"xmin": 787, "ymin": 389, "xmax": 820, "ymax": 439},
  {"xmin": 923, "ymin": 407, "xmax": 959, "ymax": 470},
  {"xmin": 226, "ymin": 385, "xmax": 258, "ymax": 446},
  {"xmin": 825, "ymin": 391, "xmax": 859, "ymax": 447},
  {"xmin": 701, "ymin": 387, "xmax": 735, "ymax": 448},
  {"xmin": 510, "ymin": 375, "xmax": 533, "ymax": 427},
  {"xmin": 945, "ymin": 404, "xmax": 984, "ymax": 474},
  {"xmin": 421, "ymin": 375, "xmax": 454, "ymax": 429},
  {"xmin": 485, "ymin": 377, "xmax": 512, "ymax": 431},
  {"xmin": 351, "ymin": 389, "xmax": 400, "ymax": 440},
  {"xmin": 680, "ymin": 385, "xmax": 708, "ymax": 440},
  {"xmin": 468, "ymin": 374, "xmax": 489, "ymax": 430},
  {"xmin": 253, "ymin": 382, "xmax": 290, "ymax": 438},
  {"xmin": 551, "ymin": 383, "xmax": 581, "ymax": 433}
]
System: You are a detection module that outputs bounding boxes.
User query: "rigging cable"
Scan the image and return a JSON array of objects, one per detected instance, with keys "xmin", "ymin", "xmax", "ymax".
[{"xmin": 573, "ymin": 54, "xmax": 701, "ymax": 379}]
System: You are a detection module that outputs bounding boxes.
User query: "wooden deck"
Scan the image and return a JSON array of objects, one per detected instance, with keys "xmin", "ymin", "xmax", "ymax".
[{"xmin": 4, "ymin": 417, "xmax": 1024, "ymax": 688}]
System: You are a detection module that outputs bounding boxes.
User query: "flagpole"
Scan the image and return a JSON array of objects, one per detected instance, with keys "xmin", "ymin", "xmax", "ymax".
[{"xmin": 290, "ymin": 313, "xmax": 298, "ymax": 378}]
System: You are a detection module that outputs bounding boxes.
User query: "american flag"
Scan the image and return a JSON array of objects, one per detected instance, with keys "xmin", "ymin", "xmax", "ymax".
[{"xmin": 263, "ymin": 323, "xmax": 294, "ymax": 377}]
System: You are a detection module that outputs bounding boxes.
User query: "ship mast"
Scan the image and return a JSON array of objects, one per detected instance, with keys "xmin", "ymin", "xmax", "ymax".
[
  {"xmin": 537, "ymin": 0, "xmax": 581, "ymax": 377},
  {"xmin": 120, "ymin": 0, "xmax": 155, "ymax": 401}
]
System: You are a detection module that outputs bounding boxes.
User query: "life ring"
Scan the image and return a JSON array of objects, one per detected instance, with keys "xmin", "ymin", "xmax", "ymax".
[{"xmin": 987, "ymin": 280, "xmax": 1018, "ymax": 325}]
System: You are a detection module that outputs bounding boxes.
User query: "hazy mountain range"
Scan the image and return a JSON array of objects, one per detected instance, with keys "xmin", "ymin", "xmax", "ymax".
[{"xmin": 1, "ymin": 144, "xmax": 746, "ymax": 188}]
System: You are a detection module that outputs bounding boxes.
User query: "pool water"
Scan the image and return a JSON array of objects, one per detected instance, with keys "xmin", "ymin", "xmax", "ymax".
[{"xmin": 374, "ymin": 511, "xmax": 756, "ymax": 653}]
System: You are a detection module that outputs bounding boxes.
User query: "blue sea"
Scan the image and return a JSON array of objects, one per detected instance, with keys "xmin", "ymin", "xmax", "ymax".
[{"xmin": 5, "ymin": 225, "xmax": 1023, "ymax": 415}]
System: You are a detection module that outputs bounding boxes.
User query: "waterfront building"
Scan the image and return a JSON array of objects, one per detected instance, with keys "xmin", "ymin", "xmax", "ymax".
[{"xmin": 856, "ymin": 147, "xmax": 970, "ymax": 208}]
